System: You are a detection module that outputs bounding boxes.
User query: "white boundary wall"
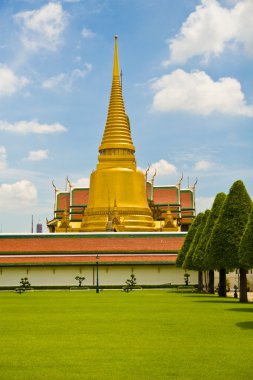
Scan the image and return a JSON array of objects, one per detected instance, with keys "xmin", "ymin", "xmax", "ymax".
[
  {"xmin": 0, "ymin": 265, "xmax": 198, "ymax": 287},
  {"xmin": 2, "ymin": 265, "xmax": 252, "ymax": 289}
]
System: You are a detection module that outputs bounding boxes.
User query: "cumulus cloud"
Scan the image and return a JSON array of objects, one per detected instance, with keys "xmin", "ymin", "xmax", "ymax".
[
  {"xmin": 14, "ymin": 2, "xmax": 68, "ymax": 52},
  {"xmin": 0, "ymin": 180, "xmax": 37, "ymax": 209},
  {"xmin": 81, "ymin": 27, "xmax": 95, "ymax": 39},
  {"xmin": 0, "ymin": 146, "xmax": 7, "ymax": 171},
  {"xmin": 147, "ymin": 159, "xmax": 177, "ymax": 177},
  {"xmin": 42, "ymin": 63, "xmax": 92, "ymax": 91},
  {"xmin": 74, "ymin": 177, "xmax": 90, "ymax": 187},
  {"xmin": 151, "ymin": 69, "xmax": 253, "ymax": 117},
  {"xmin": 27, "ymin": 150, "xmax": 48, "ymax": 161},
  {"xmin": 0, "ymin": 120, "xmax": 67, "ymax": 134},
  {"xmin": 194, "ymin": 160, "xmax": 214, "ymax": 171},
  {"xmin": 42, "ymin": 73, "xmax": 68, "ymax": 90},
  {"xmin": 0, "ymin": 65, "xmax": 29, "ymax": 96},
  {"xmin": 165, "ymin": 0, "xmax": 253, "ymax": 65}
]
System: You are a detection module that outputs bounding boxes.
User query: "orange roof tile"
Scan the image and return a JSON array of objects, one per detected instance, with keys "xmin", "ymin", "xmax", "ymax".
[
  {"xmin": 153, "ymin": 187, "xmax": 179, "ymax": 204},
  {"xmin": 0, "ymin": 235, "xmax": 185, "ymax": 254},
  {"xmin": 180, "ymin": 190, "xmax": 194, "ymax": 209},
  {"xmin": 72, "ymin": 188, "xmax": 89, "ymax": 205}
]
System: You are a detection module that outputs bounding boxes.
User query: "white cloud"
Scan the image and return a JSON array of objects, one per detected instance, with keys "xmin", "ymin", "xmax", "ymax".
[
  {"xmin": 0, "ymin": 120, "xmax": 67, "ymax": 134},
  {"xmin": 0, "ymin": 146, "xmax": 7, "ymax": 171},
  {"xmin": 74, "ymin": 177, "xmax": 90, "ymax": 187},
  {"xmin": 14, "ymin": 2, "xmax": 68, "ymax": 52},
  {"xmin": 165, "ymin": 0, "xmax": 253, "ymax": 65},
  {"xmin": 0, "ymin": 65, "xmax": 29, "ymax": 96},
  {"xmin": 81, "ymin": 27, "xmax": 95, "ymax": 39},
  {"xmin": 42, "ymin": 63, "xmax": 92, "ymax": 91},
  {"xmin": 233, "ymin": 0, "xmax": 253, "ymax": 56},
  {"xmin": 73, "ymin": 63, "xmax": 93, "ymax": 76},
  {"xmin": 42, "ymin": 73, "xmax": 68, "ymax": 90},
  {"xmin": 196, "ymin": 196, "xmax": 215, "ymax": 213},
  {"xmin": 0, "ymin": 180, "xmax": 37, "ymax": 209},
  {"xmin": 148, "ymin": 159, "xmax": 177, "ymax": 177},
  {"xmin": 27, "ymin": 150, "xmax": 48, "ymax": 161},
  {"xmin": 194, "ymin": 160, "xmax": 214, "ymax": 171},
  {"xmin": 151, "ymin": 69, "xmax": 253, "ymax": 117}
]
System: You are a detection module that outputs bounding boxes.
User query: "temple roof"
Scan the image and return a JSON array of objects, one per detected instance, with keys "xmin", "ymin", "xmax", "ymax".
[
  {"xmin": 0, "ymin": 232, "xmax": 186, "ymax": 253},
  {"xmin": 0, "ymin": 233, "xmax": 185, "ymax": 266}
]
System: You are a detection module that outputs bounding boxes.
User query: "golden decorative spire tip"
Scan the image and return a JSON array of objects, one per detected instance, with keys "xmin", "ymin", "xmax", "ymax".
[{"xmin": 113, "ymin": 35, "xmax": 120, "ymax": 77}]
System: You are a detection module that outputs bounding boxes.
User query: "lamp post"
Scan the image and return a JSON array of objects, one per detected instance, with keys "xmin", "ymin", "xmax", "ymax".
[{"xmin": 96, "ymin": 254, "xmax": 100, "ymax": 293}]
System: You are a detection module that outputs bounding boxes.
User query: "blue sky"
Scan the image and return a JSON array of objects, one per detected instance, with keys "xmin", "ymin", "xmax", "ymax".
[{"xmin": 0, "ymin": 0, "xmax": 252, "ymax": 232}]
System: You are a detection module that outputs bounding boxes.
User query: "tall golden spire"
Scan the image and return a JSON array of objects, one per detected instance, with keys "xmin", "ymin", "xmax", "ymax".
[
  {"xmin": 113, "ymin": 35, "xmax": 120, "ymax": 77},
  {"xmin": 81, "ymin": 36, "xmax": 155, "ymax": 232},
  {"xmin": 99, "ymin": 35, "xmax": 135, "ymax": 153}
]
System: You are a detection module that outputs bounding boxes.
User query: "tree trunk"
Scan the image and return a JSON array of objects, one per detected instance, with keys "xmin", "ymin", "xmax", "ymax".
[
  {"xmin": 198, "ymin": 271, "xmax": 203, "ymax": 292},
  {"xmin": 208, "ymin": 270, "xmax": 215, "ymax": 294},
  {"xmin": 204, "ymin": 271, "xmax": 208, "ymax": 291},
  {"xmin": 239, "ymin": 268, "xmax": 248, "ymax": 303},
  {"xmin": 219, "ymin": 268, "xmax": 226, "ymax": 297}
]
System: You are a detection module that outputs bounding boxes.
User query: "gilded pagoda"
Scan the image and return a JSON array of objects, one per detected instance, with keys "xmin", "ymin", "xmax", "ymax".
[{"xmin": 47, "ymin": 37, "xmax": 196, "ymax": 233}]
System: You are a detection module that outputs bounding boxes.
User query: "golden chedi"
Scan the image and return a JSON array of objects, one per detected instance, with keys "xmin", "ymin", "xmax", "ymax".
[{"xmin": 81, "ymin": 36, "xmax": 155, "ymax": 232}]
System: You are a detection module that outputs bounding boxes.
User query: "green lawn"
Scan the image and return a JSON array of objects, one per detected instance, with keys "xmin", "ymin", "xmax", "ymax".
[{"xmin": 0, "ymin": 290, "xmax": 252, "ymax": 380}]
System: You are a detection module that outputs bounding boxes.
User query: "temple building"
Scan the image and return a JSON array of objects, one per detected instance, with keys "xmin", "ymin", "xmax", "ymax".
[
  {"xmin": 47, "ymin": 36, "xmax": 195, "ymax": 234},
  {"xmin": 0, "ymin": 37, "xmax": 198, "ymax": 288},
  {"xmin": 47, "ymin": 182, "xmax": 195, "ymax": 233}
]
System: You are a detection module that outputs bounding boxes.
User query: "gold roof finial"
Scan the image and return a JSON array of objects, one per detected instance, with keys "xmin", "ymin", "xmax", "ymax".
[
  {"xmin": 99, "ymin": 36, "xmax": 135, "ymax": 153},
  {"xmin": 113, "ymin": 35, "xmax": 120, "ymax": 77}
]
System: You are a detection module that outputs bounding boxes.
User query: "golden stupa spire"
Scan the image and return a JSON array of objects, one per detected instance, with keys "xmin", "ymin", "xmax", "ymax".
[
  {"xmin": 99, "ymin": 35, "xmax": 135, "ymax": 153},
  {"xmin": 80, "ymin": 36, "xmax": 155, "ymax": 232},
  {"xmin": 113, "ymin": 35, "xmax": 120, "ymax": 77}
]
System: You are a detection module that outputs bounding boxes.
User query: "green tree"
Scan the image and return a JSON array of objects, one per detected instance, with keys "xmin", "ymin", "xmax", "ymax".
[
  {"xmin": 239, "ymin": 205, "xmax": 253, "ymax": 300},
  {"xmin": 195, "ymin": 193, "xmax": 226, "ymax": 293},
  {"xmin": 20, "ymin": 277, "xmax": 31, "ymax": 289},
  {"xmin": 206, "ymin": 180, "xmax": 252, "ymax": 298},
  {"xmin": 176, "ymin": 213, "xmax": 204, "ymax": 268},
  {"xmin": 75, "ymin": 276, "xmax": 86, "ymax": 287},
  {"xmin": 191, "ymin": 210, "xmax": 211, "ymax": 291},
  {"xmin": 16, "ymin": 277, "xmax": 31, "ymax": 293},
  {"xmin": 239, "ymin": 205, "xmax": 253, "ymax": 268},
  {"xmin": 183, "ymin": 210, "xmax": 210, "ymax": 292},
  {"xmin": 183, "ymin": 213, "xmax": 204, "ymax": 271},
  {"xmin": 123, "ymin": 274, "xmax": 137, "ymax": 292}
]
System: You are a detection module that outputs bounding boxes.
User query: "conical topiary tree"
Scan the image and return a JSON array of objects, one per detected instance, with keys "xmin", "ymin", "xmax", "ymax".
[
  {"xmin": 183, "ymin": 213, "xmax": 204, "ymax": 271},
  {"xmin": 196, "ymin": 193, "xmax": 226, "ymax": 293},
  {"xmin": 191, "ymin": 209, "xmax": 211, "ymax": 291},
  {"xmin": 206, "ymin": 180, "xmax": 252, "ymax": 298},
  {"xmin": 176, "ymin": 213, "xmax": 204, "ymax": 270},
  {"xmin": 239, "ymin": 205, "xmax": 253, "ymax": 298},
  {"xmin": 239, "ymin": 205, "xmax": 253, "ymax": 268},
  {"xmin": 183, "ymin": 212, "xmax": 208, "ymax": 290}
]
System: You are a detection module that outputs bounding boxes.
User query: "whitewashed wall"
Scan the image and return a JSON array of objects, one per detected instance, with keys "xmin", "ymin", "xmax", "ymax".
[
  {"xmin": 0, "ymin": 265, "xmax": 198, "ymax": 287},
  {"xmin": 2, "ymin": 266, "xmax": 252, "ymax": 288}
]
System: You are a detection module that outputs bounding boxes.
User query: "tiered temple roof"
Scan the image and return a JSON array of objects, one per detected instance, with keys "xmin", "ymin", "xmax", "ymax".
[
  {"xmin": 48, "ymin": 181, "xmax": 195, "ymax": 232},
  {"xmin": 0, "ymin": 232, "xmax": 185, "ymax": 266}
]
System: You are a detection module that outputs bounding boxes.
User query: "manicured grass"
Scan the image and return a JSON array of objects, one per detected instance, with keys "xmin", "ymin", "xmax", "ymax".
[{"xmin": 0, "ymin": 290, "xmax": 252, "ymax": 380}]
